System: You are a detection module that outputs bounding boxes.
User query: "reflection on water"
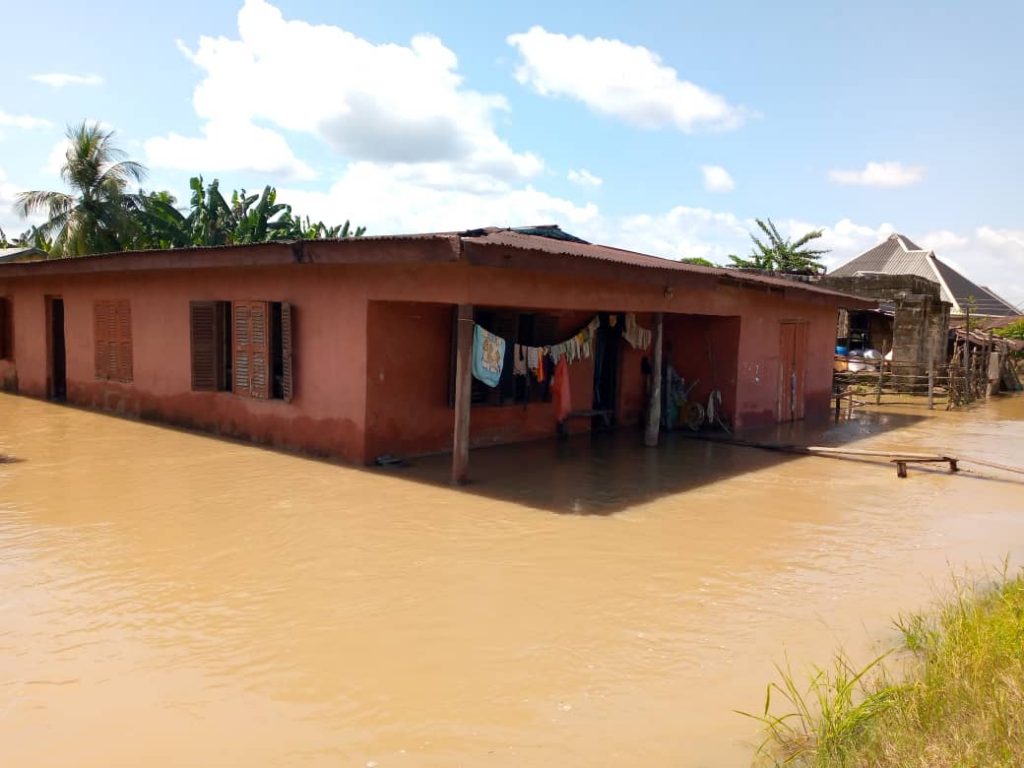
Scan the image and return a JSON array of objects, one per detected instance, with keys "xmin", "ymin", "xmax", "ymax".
[{"xmin": 1, "ymin": 394, "xmax": 1022, "ymax": 767}]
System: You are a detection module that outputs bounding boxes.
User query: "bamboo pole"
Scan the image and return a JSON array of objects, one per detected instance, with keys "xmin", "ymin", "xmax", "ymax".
[{"xmin": 927, "ymin": 352, "xmax": 935, "ymax": 410}]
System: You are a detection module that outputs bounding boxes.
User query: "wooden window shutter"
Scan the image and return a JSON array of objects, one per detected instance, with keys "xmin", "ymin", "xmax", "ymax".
[
  {"xmin": 280, "ymin": 302, "xmax": 294, "ymax": 403},
  {"xmin": 190, "ymin": 301, "xmax": 222, "ymax": 391},
  {"xmin": 232, "ymin": 300, "xmax": 271, "ymax": 399},
  {"xmin": 94, "ymin": 301, "xmax": 111, "ymax": 379},
  {"xmin": 250, "ymin": 301, "xmax": 270, "ymax": 399},
  {"xmin": 232, "ymin": 302, "xmax": 252, "ymax": 396},
  {"xmin": 115, "ymin": 300, "xmax": 133, "ymax": 383}
]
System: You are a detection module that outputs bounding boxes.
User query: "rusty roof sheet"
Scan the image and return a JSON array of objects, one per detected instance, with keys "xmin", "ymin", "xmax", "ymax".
[
  {"xmin": 0, "ymin": 225, "xmax": 868, "ymax": 304},
  {"xmin": 461, "ymin": 228, "xmax": 867, "ymax": 302}
]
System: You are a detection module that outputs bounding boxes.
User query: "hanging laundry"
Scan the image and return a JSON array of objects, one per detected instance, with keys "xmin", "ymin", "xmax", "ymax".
[
  {"xmin": 513, "ymin": 344, "xmax": 528, "ymax": 376},
  {"xmin": 527, "ymin": 346, "xmax": 539, "ymax": 375},
  {"xmin": 623, "ymin": 313, "xmax": 652, "ymax": 351},
  {"xmin": 472, "ymin": 324, "xmax": 505, "ymax": 387},
  {"xmin": 537, "ymin": 349, "xmax": 546, "ymax": 383},
  {"xmin": 552, "ymin": 357, "xmax": 572, "ymax": 423}
]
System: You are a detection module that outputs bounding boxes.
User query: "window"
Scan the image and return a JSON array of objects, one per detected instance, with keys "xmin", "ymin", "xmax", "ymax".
[
  {"xmin": 0, "ymin": 297, "xmax": 10, "ymax": 360},
  {"xmin": 190, "ymin": 300, "xmax": 293, "ymax": 402},
  {"xmin": 454, "ymin": 308, "xmax": 556, "ymax": 407},
  {"xmin": 94, "ymin": 299, "xmax": 133, "ymax": 382},
  {"xmin": 189, "ymin": 301, "xmax": 231, "ymax": 391}
]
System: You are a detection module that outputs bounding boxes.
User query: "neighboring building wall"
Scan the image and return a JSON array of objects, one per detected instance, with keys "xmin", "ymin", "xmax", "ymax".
[
  {"xmin": 822, "ymin": 274, "xmax": 950, "ymax": 369},
  {"xmin": 891, "ymin": 293, "xmax": 950, "ymax": 368}
]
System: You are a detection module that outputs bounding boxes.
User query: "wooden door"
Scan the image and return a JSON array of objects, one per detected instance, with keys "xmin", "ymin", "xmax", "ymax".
[{"xmin": 779, "ymin": 321, "xmax": 808, "ymax": 422}]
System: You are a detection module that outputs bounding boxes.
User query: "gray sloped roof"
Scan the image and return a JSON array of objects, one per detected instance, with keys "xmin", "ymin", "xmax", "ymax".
[
  {"xmin": 932, "ymin": 259, "xmax": 1018, "ymax": 316},
  {"xmin": 0, "ymin": 246, "xmax": 47, "ymax": 263},
  {"xmin": 830, "ymin": 233, "xmax": 1018, "ymax": 316}
]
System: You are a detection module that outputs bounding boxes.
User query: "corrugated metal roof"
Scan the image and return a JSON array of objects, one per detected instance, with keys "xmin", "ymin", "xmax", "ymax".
[
  {"xmin": 0, "ymin": 226, "xmax": 868, "ymax": 303},
  {"xmin": 462, "ymin": 229, "xmax": 867, "ymax": 301}
]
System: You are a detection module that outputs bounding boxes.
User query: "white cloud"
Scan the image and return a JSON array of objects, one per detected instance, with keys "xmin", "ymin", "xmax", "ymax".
[
  {"xmin": 43, "ymin": 139, "xmax": 71, "ymax": 176},
  {"xmin": 31, "ymin": 73, "xmax": 104, "ymax": 88},
  {"xmin": 919, "ymin": 229, "xmax": 969, "ymax": 251},
  {"xmin": 147, "ymin": 0, "xmax": 541, "ymax": 181},
  {"xmin": 596, "ymin": 206, "xmax": 749, "ymax": 263},
  {"xmin": 0, "ymin": 167, "xmax": 45, "ymax": 237},
  {"xmin": 0, "ymin": 109, "xmax": 50, "ymax": 130},
  {"xmin": 828, "ymin": 161, "xmax": 925, "ymax": 188},
  {"xmin": 567, "ymin": 168, "xmax": 602, "ymax": 188},
  {"xmin": 280, "ymin": 161, "xmax": 596, "ymax": 235},
  {"xmin": 507, "ymin": 26, "xmax": 747, "ymax": 132},
  {"xmin": 701, "ymin": 164, "xmax": 734, "ymax": 193},
  {"xmin": 146, "ymin": 119, "xmax": 317, "ymax": 181},
  {"xmin": 947, "ymin": 227, "xmax": 1024, "ymax": 310}
]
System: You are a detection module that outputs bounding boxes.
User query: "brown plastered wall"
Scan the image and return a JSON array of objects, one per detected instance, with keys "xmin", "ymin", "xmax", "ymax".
[
  {"xmin": 363, "ymin": 301, "xmax": 597, "ymax": 461},
  {"xmin": 0, "ymin": 265, "xmax": 370, "ymax": 463},
  {"xmin": 0, "ymin": 249, "xmax": 849, "ymax": 464},
  {"xmin": 662, "ymin": 314, "xmax": 741, "ymax": 425},
  {"xmin": 732, "ymin": 301, "xmax": 838, "ymax": 428}
]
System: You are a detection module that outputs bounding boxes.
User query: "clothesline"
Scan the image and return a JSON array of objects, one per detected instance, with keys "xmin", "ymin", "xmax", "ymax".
[{"xmin": 471, "ymin": 312, "xmax": 653, "ymax": 389}]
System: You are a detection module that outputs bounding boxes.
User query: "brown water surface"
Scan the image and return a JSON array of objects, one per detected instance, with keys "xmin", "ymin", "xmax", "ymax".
[{"xmin": 1, "ymin": 394, "xmax": 1023, "ymax": 767}]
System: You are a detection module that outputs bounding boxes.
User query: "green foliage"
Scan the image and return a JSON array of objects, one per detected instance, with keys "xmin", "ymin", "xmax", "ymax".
[
  {"xmin": 729, "ymin": 218, "xmax": 829, "ymax": 275},
  {"xmin": 133, "ymin": 176, "xmax": 366, "ymax": 248},
  {"xmin": 994, "ymin": 319, "xmax": 1024, "ymax": 341},
  {"xmin": 680, "ymin": 256, "xmax": 717, "ymax": 267},
  {"xmin": 10, "ymin": 120, "xmax": 365, "ymax": 257},
  {"xmin": 739, "ymin": 652, "xmax": 896, "ymax": 766},
  {"xmin": 748, "ymin": 565, "xmax": 1024, "ymax": 767},
  {"xmin": 16, "ymin": 121, "xmax": 146, "ymax": 256},
  {"xmin": 0, "ymin": 225, "xmax": 53, "ymax": 252}
]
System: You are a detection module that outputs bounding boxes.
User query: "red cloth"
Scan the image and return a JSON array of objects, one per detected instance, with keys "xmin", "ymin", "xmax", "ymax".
[{"xmin": 553, "ymin": 357, "xmax": 572, "ymax": 423}]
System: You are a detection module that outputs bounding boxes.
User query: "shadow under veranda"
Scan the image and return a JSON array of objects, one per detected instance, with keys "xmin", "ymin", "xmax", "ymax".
[{"xmin": 383, "ymin": 410, "xmax": 939, "ymax": 516}]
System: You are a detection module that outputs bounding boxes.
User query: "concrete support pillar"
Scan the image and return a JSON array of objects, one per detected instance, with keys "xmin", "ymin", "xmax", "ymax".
[
  {"xmin": 452, "ymin": 304, "xmax": 473, "ymax": 484},
  {"xmin": 645, "ymin": 312, "xmax": 663, "ymax": 447}
]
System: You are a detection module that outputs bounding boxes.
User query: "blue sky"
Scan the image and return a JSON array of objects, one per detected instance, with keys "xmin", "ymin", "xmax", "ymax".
[{"xmin": 2, "ymin": 0, "xmax": 1022, "ymax": 305}]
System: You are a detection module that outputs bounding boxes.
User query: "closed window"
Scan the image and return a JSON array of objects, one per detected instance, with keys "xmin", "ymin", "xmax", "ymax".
[
  {"xmin": 190, "ymin": 299, "xmax": 293, "ymax": 402},
  {"xmin": 94, "ymin": 299, "xmax": 133, "ymax": 382}
]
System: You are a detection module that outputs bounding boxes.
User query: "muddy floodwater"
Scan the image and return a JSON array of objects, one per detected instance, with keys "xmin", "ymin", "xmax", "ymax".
[{"xmin": 1, "ymin": 393, "xmax": 1023, "ymax": 767}]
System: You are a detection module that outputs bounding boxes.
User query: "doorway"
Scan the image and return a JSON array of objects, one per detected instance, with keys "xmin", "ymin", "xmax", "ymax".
[
  {"xmin": 48, "ymin": 297, "xmax": 67, "ymax": 401},
  {"xmin": 779, "ymin": 321, "xmax": 807, "ymax": 422},
  {"xmin": 592, "ymin": 313, "xmax": 620, "ymax": 429}
]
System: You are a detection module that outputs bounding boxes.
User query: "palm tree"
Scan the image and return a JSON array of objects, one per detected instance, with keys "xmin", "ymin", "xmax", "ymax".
[
  {"xmin": 16, "ymin": 122, "xmax": 146, "ymax": 256},
  {"xmin": 728, "ymin": 218, "xmax": 828, "ymax": 275}
]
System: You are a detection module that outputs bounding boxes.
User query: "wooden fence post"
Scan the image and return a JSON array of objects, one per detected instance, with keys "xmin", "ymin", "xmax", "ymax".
[
  {"xmin": 452, "ymin": 304, "xmax": 473, "ymax": 484},
  {"xmin": 645, "ymin": 312, "xmax": 663, "ymax": 447},
  {"xmin": 927, "ymin": 352, "xmax": 935, "ymax": 410}
]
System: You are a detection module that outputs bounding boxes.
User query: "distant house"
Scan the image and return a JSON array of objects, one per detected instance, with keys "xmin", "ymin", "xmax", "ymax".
[
  {"xmin": 0, "ymin": 226, "xmax": 869, "ymax": 476},
  {"xmin": 829, "ymin": 233, "xmax": 1017, "ymax": 317},
  {"xmin": 0, "ymin": 246, "xmax": 47, "ymax": 264}
]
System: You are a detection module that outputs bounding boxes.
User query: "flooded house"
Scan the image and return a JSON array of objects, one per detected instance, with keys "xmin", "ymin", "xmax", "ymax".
[{"xmin": 0, "ymin": 226, "xmax": 868, "ymax": 477}]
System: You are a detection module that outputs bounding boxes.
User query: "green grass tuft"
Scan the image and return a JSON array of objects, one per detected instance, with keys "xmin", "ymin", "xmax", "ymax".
[{"xmin": 745, "ymin": 565, "xmax": 1024, "ymax": 767}]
